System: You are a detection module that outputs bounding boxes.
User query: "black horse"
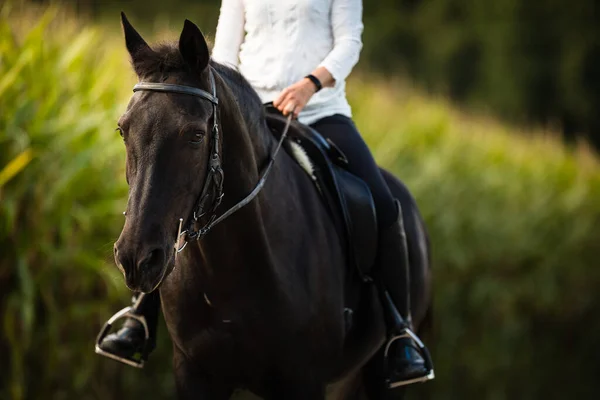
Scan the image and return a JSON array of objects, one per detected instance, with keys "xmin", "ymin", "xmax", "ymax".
[{"xmin": 111, "ymin": 15, "xmax": 432, "ymax": 399}]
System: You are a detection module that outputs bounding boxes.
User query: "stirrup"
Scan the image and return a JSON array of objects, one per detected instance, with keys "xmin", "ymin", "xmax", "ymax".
[
  {"xmin": 383, "ymin": 328, "xmax": 435, "ymax": 388},
  {"xmin": 95, "ymin": 305, "xmax": 150, "ymax": 368}
]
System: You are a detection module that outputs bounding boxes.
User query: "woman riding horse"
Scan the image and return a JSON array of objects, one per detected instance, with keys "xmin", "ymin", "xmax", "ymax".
[{"xmin": 99, "ymin": 0, "xmax": 432, "ymax": 390}]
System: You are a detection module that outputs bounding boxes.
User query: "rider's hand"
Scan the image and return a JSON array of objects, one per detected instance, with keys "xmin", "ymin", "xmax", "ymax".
[{"xmin": 273, "ymin": 78, "xmax": 318, "ymax": 119}]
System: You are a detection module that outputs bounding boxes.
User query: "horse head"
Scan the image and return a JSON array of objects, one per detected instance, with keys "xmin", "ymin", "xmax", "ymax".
[{"xmin": 114, "ymin": 13, "xmax": 219, "ymax": 293}]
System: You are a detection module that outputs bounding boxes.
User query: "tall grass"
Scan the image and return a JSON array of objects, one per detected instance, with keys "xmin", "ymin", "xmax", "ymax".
[
  {"xmin": 1, "ymin": 4, "xmax": 600, "ymax": 400},
  {"xmin": 0, "ymin": 5, "xmax": 140, "ymax": 399}
]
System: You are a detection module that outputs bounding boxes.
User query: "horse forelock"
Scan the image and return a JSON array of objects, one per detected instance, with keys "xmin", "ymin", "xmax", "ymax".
[{"xmin": 130, "ymin": 42, "xmax": 187, "ymax": 80}]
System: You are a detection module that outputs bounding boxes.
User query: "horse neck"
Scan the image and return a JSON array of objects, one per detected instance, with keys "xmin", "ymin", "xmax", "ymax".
[
  {"xmin": 216, "ymin": 80, "xmax": 272, "ymax": 210},
  {"xmin": 190, "ymin": 81, "xmax": 284, "ymax": 291},
  {"xmin": 176, "ymin": 81, "xmax": 344, "ymax": 321}
]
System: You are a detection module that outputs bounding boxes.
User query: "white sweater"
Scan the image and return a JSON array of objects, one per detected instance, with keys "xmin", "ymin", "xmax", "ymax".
[{"xmin": 212, "ymin": 0, "xmax": 364, "ymax": 125}]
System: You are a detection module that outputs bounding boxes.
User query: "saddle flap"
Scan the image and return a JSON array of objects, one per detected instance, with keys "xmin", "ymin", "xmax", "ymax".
[{"xmin": 333, "ymin": 166, "xmax": 378, "ymax": 278}]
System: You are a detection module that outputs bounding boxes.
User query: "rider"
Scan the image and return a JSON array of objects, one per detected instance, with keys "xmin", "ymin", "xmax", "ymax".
[{"xmin": 99, "ymin": 0, "xmax": 432, "ymax": 388}]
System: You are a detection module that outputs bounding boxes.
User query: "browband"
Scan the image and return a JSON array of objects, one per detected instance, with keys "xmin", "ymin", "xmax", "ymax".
[{"xmin": 133, "ymin": 82, "xmax": 218, "ymax": 105}]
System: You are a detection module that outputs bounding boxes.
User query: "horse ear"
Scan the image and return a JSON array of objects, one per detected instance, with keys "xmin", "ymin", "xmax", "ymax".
[
  {"xmin": 121, "ymin": 12, "xmax": 151, "ymax": 72},
  {"xmin": 179, "ymin": 19, "xmax": 210, "ymax": 74}
]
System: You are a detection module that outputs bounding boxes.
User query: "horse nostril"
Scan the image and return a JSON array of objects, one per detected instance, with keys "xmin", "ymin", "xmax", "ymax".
[
  {"xmin": 114, "ymin": 244, "xmax": 126, "ymax": 275},
  {"xmin": 114, "ymin": 244, "xmax": 136, "ymax": 288},
  {"xmin": 138, "ymin": 248, "xmax": 165, "ymax": 271}
]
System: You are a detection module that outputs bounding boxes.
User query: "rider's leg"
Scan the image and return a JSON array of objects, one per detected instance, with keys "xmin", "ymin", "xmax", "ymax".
[
  {"xmin": 99, "ymin": 290, "xmax": 160, "ymax": 359},
  {"xmin": 310, "ymin": 114, "xmax": 431, "ymax": 386},
  {"xmin": 310, "ymin": 115, "xmax": 396, "ymax": 229}
]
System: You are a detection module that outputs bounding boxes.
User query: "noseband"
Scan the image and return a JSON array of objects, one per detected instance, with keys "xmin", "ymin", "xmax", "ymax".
[{"xmin": 132, "ymin": 68, "xmax": 292, "ymax": 254}]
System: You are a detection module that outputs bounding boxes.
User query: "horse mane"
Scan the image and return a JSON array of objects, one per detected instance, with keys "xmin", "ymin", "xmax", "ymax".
[
  {"xmin": 132, "ymin": 42, "xmax": 267, "ymax": 145},
  {"xmin": 211, "ymin": 61, "xmax": 268, "ymax": 142}
]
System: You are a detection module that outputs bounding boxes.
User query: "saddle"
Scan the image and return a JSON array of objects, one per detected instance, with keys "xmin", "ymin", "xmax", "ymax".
[{"xmin": 264, "ymin": 108, "xmax": 378, "ymax": 280}]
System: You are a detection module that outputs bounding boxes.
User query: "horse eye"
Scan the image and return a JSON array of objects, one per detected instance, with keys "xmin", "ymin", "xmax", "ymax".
[{"xmin": 189, "ymin": 131, "xmax": 205, "ymax": 145}]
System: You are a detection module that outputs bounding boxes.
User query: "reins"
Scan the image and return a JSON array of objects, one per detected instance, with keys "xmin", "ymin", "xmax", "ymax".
[
  {"xmin": 132, "ymin": 68, "xmax": 293, "ymax": 255},
  {"xmin": 194, "ymin": 113, "xmax": 292, "ymax": 236}
]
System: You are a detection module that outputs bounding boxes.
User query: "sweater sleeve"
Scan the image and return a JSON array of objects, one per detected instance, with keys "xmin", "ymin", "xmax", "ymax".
[
  {"xmin": 211, "ymin": 0, "xmax": 245, "ymax": 69},
  {"xmin": 318, "ymin": 0, "xmax": 364, "ymax": 83}
]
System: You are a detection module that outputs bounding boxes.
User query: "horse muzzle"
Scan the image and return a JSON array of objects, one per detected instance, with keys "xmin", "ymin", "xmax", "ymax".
[{"xmin": 114, "ymin": 242, "xmax": 174, "ymax": 293}]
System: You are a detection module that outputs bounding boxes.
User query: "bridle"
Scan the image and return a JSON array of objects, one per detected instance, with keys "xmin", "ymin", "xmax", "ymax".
[
  {"xmin": 132, "ymin": 68, "xmax": 292, "ymax": 256},
  {"xmin": 101, "ymin": 69, "xmax": 290, "ymax": 365},
  {"xmin": 99, "ymin": 72, "xmax": 290, "ymax": 361}
]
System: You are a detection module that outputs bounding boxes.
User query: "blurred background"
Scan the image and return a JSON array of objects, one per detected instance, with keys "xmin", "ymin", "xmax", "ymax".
[{"xmin": 1, "ymin": 0, "xmax": 599, "ymax": 399}]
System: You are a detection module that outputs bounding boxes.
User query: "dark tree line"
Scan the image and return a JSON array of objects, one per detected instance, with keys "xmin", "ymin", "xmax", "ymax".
[{"xmin": 362, "ymin": 0, "xmax": 600, "ymax": 147}]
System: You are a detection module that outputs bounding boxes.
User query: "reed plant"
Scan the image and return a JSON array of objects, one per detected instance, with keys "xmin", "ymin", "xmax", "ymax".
[{"xmin": 0, "ymin": 5, "xmax": 172, "ymax": 399}]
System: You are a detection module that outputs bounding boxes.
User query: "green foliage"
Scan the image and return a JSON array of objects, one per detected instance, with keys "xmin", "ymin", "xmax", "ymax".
[
  {"xmin": 2, "ymin": 5, "xmax": 600, "ymax": 400},
  {"xmin": 0, "ymin": 6, "xmax": 174, "ymax": 399},
  {"xmin": 349, "ymin": 81, "xmax": 600, "ymax": 399}
]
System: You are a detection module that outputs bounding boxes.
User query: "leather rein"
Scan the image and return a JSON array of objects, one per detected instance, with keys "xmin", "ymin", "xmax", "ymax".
[{"xmin": 132, "ymin": 68, "xmax": 293, "ymax": 254}]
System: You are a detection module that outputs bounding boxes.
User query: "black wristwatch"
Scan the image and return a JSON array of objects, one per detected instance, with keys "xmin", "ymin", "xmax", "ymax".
[{"xmin": 305, "ymin": 74, "xmax": 323, "ymax": 92}]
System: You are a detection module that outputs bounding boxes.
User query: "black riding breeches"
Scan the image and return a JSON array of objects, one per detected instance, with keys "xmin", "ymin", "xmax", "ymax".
[{"xmin": 309, "ymin": 114, "xmax": 397, "ymax": 229}]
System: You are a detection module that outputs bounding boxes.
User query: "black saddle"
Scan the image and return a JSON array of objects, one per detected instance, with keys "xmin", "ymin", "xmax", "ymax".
[{"xmin": 264, "ymin": 107, "xmax": 378, "ymax": 280}]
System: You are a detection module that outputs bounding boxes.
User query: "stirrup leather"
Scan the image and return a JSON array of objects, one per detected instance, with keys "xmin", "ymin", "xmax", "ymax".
[
  {"xmin": 383, "ymin": 328, "xmax": 435, "ymax": 388},
  {"xmin": 95, "ymin": 296, "xmax": 150, "ymax": 368}
]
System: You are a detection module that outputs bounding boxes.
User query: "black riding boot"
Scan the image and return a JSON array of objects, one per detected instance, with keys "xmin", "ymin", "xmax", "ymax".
[
  {"xmin": 98, "ymin": 290, "xmax": 160, "ymax": 363},
  {"xmin": 378, "ymin": 200, "xmax": 433, "ymax": 388}
]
